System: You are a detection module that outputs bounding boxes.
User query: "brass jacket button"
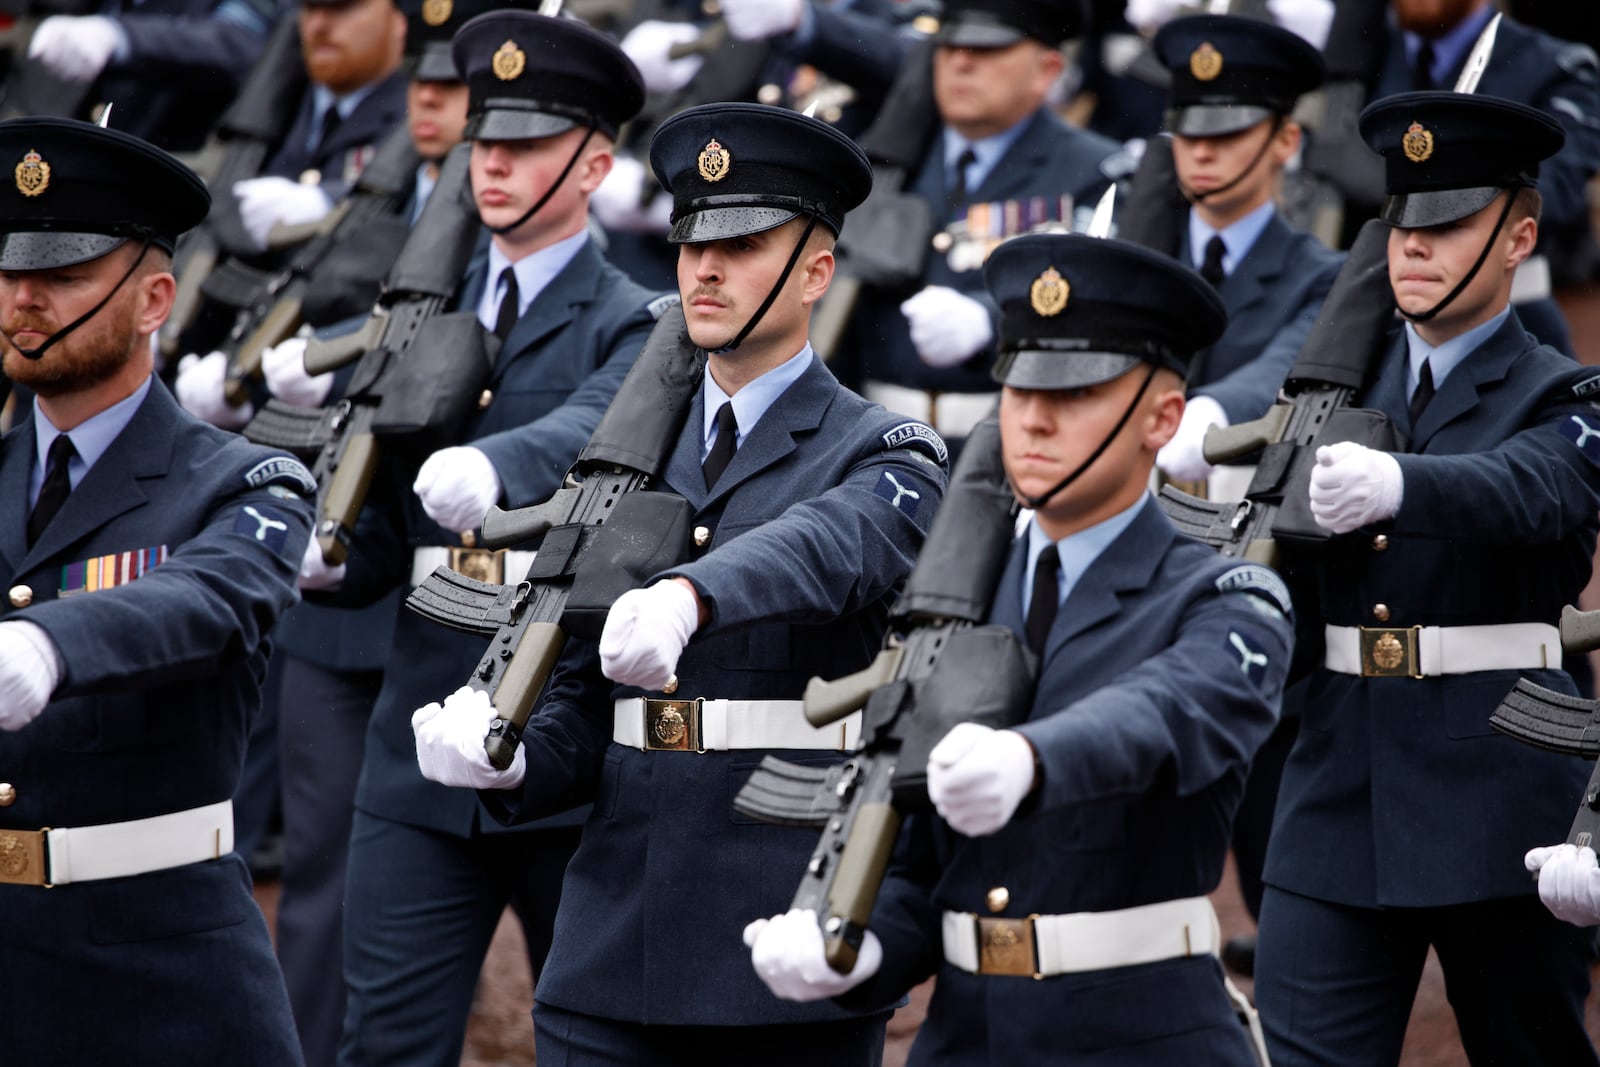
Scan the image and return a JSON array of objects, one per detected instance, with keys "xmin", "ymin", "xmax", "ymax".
[
  {"xmin": 1371, "ymin": 534, "xmax": 1389, "ymax": 552},
  {"xmin": 477, "ymin": 389, "xmax": 493, "ymax": 411},
  {"xmin": 693, "ymin": 526, "xmax": 711, "ymax": 548},
  {"xmin": 986, "ymin": 887, "xmax": 1010, "ymax": 913},
  {"xmin": 1373, "ymin": 603, "xmax": 1391, "ymax": 623},
  {"xmin": 8, "ymin": 585, "xmax": 32, "ymax": 608},
  {"xmin": 0, "ymin": 782, "xmax": 14, "ymax": 807}
]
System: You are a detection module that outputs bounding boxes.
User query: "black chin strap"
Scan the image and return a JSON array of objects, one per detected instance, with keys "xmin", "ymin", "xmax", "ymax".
[
  {"xmin": 9, "ymin": 240, "xmax": 151, "ymax": 361},
  {"xmin": 1013, "ymin": 362, "xmax": 1159, "ymax": 511},
  {"xmin": 1177, "ymin": 117, "xmax": 1284, "ymax": 205},
  {"xmin": 1398, "ymin": 188, "xmax": 1520, "ymax": 324},
  {"xmin": 708, "ymin": 214, "xmax": 818, "ymax": 355},
  {"xmin": 485, "ymin": 124, "xmax": 598, "ymax": 236}
]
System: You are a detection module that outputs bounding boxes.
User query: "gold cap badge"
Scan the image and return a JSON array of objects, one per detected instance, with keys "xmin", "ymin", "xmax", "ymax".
[
  {"xmin": 422, "ymin": 0, "xmax": 451, "ymax": 25},
  {"xmin": 1190, "ymin": 42, "xmax": 1223, "ymax": 82},
  {"xmin": 1402, "ymin": 121, "xmax": 1434, "ymax": 163},
  {"xmin": 492, "ymin": 39, "xmax": 526, "ymax": 81},
  {"xmin": 14, "ymin": 150, "xmax": 48, "ymax": 198},
  {"xmin": 1030, "ymin": 266, "xmax": 1069, "ymax": 317},
  {"xmin": 697, "ymin": 138, "xmax": 731, "ymax": 183}
]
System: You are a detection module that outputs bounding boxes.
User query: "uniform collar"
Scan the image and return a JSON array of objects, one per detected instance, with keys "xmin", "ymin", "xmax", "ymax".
[
  {"xmin": 1189, "ymin": 200, "xmax": 1276, "ymax": 277},
  {"xmin": 1403, "ymin": 303, "xmax": 1511, "ymax": 395},
  {"xmin": 1402, "ymin": 4, "xmax": 1495, "ymax": 88},
  {"xmin": 942, "ymin": 114, "xmax": 1033, "ymax": 198},
  {"xmin": 31, "ymin": 373, "xmax": 152, "ymax": 501},
  {"xmin": 701, "ymin": 343, "xmax": 814, "ymax": 458},
  {"xmin": 478, "ymin": 229, "xmax": 589, "ymax": 331},
  {"xmin": 1021, "ymin": 492, "xmax": 1148, "ymax": 617}
]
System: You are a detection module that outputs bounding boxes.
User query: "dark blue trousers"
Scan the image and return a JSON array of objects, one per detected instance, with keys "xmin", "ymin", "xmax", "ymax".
[
  {"xmin": 533, "ymin": 1001, "xmax": 888, "ymax": 1066},
  {"xmin": 1255, "ymin": 885, "xmax": 1599, "ymax": 1067}
]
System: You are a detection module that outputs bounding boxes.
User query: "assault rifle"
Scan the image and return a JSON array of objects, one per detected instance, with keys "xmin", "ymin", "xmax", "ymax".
[
  {"xmin": 1490, "ymin": 606, "xmax": 1600, "ymax": 849},
  {"xmin": 211, "ymin": 123, "xmax": 418, "ymax": 406},
  {"xmin": 732, "ymin": 412, "xmax": 1031, "ymax": 972},
  {"xmin": 160, "ymin": 15, "xmax": 307, "ymax": 360},
  {"xmin": 405, "ymin": 301, "xmax": 701, "ymax": 771},
  {"xmin": 1156, "ymin": 217, "xmax": 1398, "ymax": 569},
  {"xmin": 241, "ymin": 143, "xmax": 483, "ymax": 565}
]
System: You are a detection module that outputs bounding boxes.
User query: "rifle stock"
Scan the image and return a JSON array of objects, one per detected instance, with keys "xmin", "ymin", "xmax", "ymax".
[{"xmin": 315, "ymin": 427, "xmax": 379, "ymax": 565}]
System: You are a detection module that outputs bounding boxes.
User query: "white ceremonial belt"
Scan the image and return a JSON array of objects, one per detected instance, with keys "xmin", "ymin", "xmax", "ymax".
[
  {"xmin": 862, "ymin": 380, "xmax": 994, "ymax": 440},
  {"xmin": 410, "ymin": 546, "xmax": 537, "ymax": 588},
  {"xmin": 1324, "ymin": 622, "xmax": 1559, "ymax": 679},
  {"xmin": 613, "ymin": 697, "xmax": 861, "ymax": 753},
  {"xmin": 941, "ymin": 896, "xmax": 1221, "ymax": 978},
  {"xmin": 1511, "ymin": 254, "xmax": 1552, "ymax": 305},
  {"xmin": 0, "ymin": 800, "xmax": 234, "ymax": 888}
]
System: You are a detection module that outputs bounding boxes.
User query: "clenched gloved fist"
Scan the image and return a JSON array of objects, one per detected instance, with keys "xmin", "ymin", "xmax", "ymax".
[
  {"xmin": 263, "ymin": 333, "xmax": 333, "ymax": 408},
  {"xmin": 175, "ymin": 352, "xmax": 254, "ymax": 429},
  {"xmin": 0, "ymin": 622, "xmax": 62, "ymax": 731},
  {"xmin": 720, "ymin": 0, "xmax": 805, "ymax": 41},
  {"xmin": 298, "ymin": 537, "xmax": 346, "ymax": 592},
  {"xmin": 1308, "ymin": 441, "xmax": 1403, "ymax": 534},
  {"xmin": 599, "ymin": 580, "xmax": 700, "ymax": 690},
  {"xmin": 233, "ymin": 177, "xmax": 332, "ymax": 251},
  {"xmin": 927, "ymin": 722, "xmax": 1036, "ymax": 836},
  {"xmin": 745, "ymin": 907, "xmax": 882, "ymax": 1001},
  {"xmin": 619, "ymin": 19, "xmax": 704, "ymax": 94},
  {"xmin": 413, "ymin": 685, "xmax": 526, "ymax": 790},
  {"xmin": 590, "ymin": 155, "xmax": 673, "ymax": 236},
  {"xmin": 1527, "ymin": 843, "xmax": 1600, "ymax": 927},
  {"xmin": 1157, "ymin": 395, "xmax": 1228, "ymax": 483},
  {"xmin": 413, "ymin": 446, "xmax": 502, "ymax": 534},
  {"xmin": 28, "ymin": 16, "xmax": 123, "ymax": 82},
  {"xmin": 901, "ymin": 287, "xmax": 994, "ymax": 368}
]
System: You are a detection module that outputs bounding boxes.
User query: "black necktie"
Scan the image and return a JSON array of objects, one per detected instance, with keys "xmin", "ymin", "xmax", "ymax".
[
  {"xmin": 1024, "ymin": 547, "xmax": 1061, "ymax": 656},
  {"xmin": 1199, "ymin": 235, "xmax": 1228, "ymax": 289},
  {"xmin": 1410, "ymin": 358, "xmax": 1435, "ymax": 425},
  {"xmin": 314, "ymin": 103, "xmax": 344, "ymax": 157},
  {"xmin": 493, "ymin": 266, "xmax": 520, "ymax": 341},
  {"xmin": 948, "ymin": 147, "xmax": 977, "ymax": 214},
  {"xmin": 1413, "ymin": 41, "xmax": 1437, "ymax": 91},
  {"xmin": 28, "ymin": 435, "xmax": 76, "ymax": 548},
  {"xmin": 702, "ymin": 402, "xmax": 738, "ymax": 490}
]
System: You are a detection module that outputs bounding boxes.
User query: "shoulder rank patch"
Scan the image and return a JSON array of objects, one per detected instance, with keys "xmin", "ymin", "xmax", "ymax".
[
  {"xmin": 1562, "ymin": 414, "xmax": 1600, "ymax": 466},
  {"xmin": 646, "ymin": 293, "xmax": 681, "ymax": 320},
  {"xmin": 233, "ymin": 505, "xmax": 292, "ymax": 554},
  {"xmin": 1215, "ymin": 564, "xmax": 1291, "ymax": 618},
  {"xmin": 1572, "ymin": 373, "xmax": 1600, "ymax": 401},
  {"xmin": 60, "ymin": 545, "xmax": 168, "ymax": 597},
  {"xmin": 881, "ymin": 422, "xmax": 948, "ymax": 466},
  {"xmin": 1229, "ymin": 630, "xmax": 1271, "ymax": 687},
  {"xmin": 244, "ymin": 456, "xmax": 315, "ymax": 495},
  {"xmin": 873, "ymin": 469, "xmax": 925, "ymax": 520}
]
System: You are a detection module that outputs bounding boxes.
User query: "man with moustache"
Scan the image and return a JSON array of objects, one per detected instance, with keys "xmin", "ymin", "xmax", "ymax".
[
  {"xmin": 411, "ymin": 101, "xmax": 947, "ymax": 1063},
  {"xmin": 295, "ymin": 12, "xmax": 668, "ymax": 1065},
  {"xmin": 0, "ymin": 117, "xmax": 314, "ymax": 1065},
  {"xmin": 1253, "ymin": 93, "xmax": 1600, "ymax": 1067},
  {"xmin": 745, "ymin": 232, "xmax": 1291, "ymax": 1065}
]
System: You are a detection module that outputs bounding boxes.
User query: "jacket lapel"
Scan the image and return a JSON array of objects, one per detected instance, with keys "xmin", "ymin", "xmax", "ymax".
[
  {"xmin": 1222, "ymin": 212, "xmax": 1290, "ymax": 320},
  {"xmin": 968, "ymin": 111, "xmax": 1055, "ymax": 205},
  {"xmin": 701, "ymin": 357, "xmax": 834, "ymax": 508},
  {"xmin": 989, "ymin": 534, "xmax": 1028, "ymax": 636},
  {"xmin": 1042, "ymin": 498, "xmax": 1172, "ymax": 662},
  {"xmin": 0, "ymin": 419, "xmax": 36, "ymax": 573},
  {"xmin": 665, "ymin": 385, "xmax": 709, "ymax": 510},
  {"xmin": 492, "ymin": 240, "xmax": 605, "ymax": 378},
  {"xmin": 1410, "ymin": 313, "xmax": 1527, "ymax": 451}
]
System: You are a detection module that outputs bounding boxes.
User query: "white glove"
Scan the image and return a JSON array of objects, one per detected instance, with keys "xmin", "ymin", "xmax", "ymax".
[
  {"xmin": 0, "ymin": 621, "xmax": 63, "ymax": 731},
  {"xmin": 262, "ymin": 333, "xmax": 333, "ymax": 408},
  {"xmin": 720, "ymin": 0, "xmax": 804, "ymax": 41},
  {"xmin": 619, "ymin": 19, "xmax": 704, "ymax": 95},
  {"xmin": 1308, "ymin": 441, "xmax": 1403, "ymax": 535},
  {"xmin": 599, "ymin": 580, "xmax": 699, "ymax": 690},
  {"xmin": 1124, "ymin": 0, "xmax": 1185, "ymax": 34},
  {"xmin": 927, "ymin": 722, "xmax": 1036, "ymax": 837},
  {"xmin": 413, "ymin": 685, "xmax": 527, "ymax": 790},
  {"xmin": 298, "ymin": 537, "xmax": 346, "ymax": 591},
  {"xmin": 232, "ymin": 177, "xmax": 332, "ymax": 251},
  {"xmin": 900, "ymin": 287, "xmax": 995, "ymax": 368},
  {"xmin": 1157, "ymin": 395, "xmax": 1228, "ymax": 482},
  {"xmin": 1267, "ymin": 0, "xmax": 1335, "ymax": 50},
  {"xmin": 744, "ymin": 907, "xmax": 883, "ymax": 1001},
  {"xmin": 590, "ymin": 156, "xmax": 674, "ymax": 236},
  {"xmin": 413, "ymin": 447, "xmax": 502, "ymax": 534},
  {"xmin": 28, "ymin": 16, "xmax": 123, "ymax": 82},
  {"xmin": 1528, "ymin": 844, "xmax": 1600, "ymax": 927},
  {"xmin": 175, "ymin": 351, "xmax": 254, "ymax": 430}
]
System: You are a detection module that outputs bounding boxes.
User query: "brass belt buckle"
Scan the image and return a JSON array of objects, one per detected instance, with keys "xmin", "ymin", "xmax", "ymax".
[
  {"xmin": 0, "ymin": 828, "xmax": 49, "ymax": 887},
  {"xmin": 643, "ymin": 698, "xmax": 703, "ymax": 752},
  {"xmin": 1360, "ymin": 625, "xmax": 1424, "ymax": 679},
  {"xmin": 448, "ymin": 547, "xmax": 506, "ymax": 586},
  {"xmin": 974, "ymin": 915, "xmax": 1040, "ymax": 978}
]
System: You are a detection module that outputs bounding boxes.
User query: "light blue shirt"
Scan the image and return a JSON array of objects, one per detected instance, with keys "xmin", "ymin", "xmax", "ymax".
[
  {"xmin": 942, "ymin": 117, "xmax": 1032, "ymax": 207},
  {"xmin": 700, "ymin": 344, "xmax": 814, "ymax": 461},
  {"xmin": 1403, "ymin": 304, "xmax": 1511, "ymax": 400},
  {"xmin": 1188, "ymin": 200, "xmax": 1276, "ymax": 279},
  {"xmin": 476, "ymin": 230, "xmax": 589, "ymax": 333},
  {"xmin": 30, "ymin": 375, "xmax": 152, "ymax": 506},
  {"xmin": 410, "ymin": 163, "xmax": 437, "ymax": 226},
  {"xmin": 1021, "ymin": 493, "xmax": 1148, "ymax": 619},
  {"xmin": 1402, "ymin": 4, "xmax": 1495, "ymax": 89},
  {"xmin": 306, "ymin": 82, "xmax": 380, "ymax": 154}
]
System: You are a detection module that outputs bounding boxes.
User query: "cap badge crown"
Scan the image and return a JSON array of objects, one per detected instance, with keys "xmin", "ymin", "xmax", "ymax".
[
  {"xmin": 14, "ymin": 150, "xmax": 48, "ymax": 197},
  {"xmin": 1190, "ymin": 42, "xmax": 1223, "ymax": 82},
  {"xmin": 422, "ymin": 0, "xmax": 451, "ymax": 26},
  {"xmin": 1402, "ymin": 121, "xmax": 1434, "ymax": 163},
  {"xmin": 1030, "ymin": 266, "xmax": 1069, "ymax": 317},
  {"xmin": 697, "ymin": 138, "xmax": 731, "ymax": 183},
  {"xmin": 492, "ymin": 39, "xmax": 526, "ymax": 81}
]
